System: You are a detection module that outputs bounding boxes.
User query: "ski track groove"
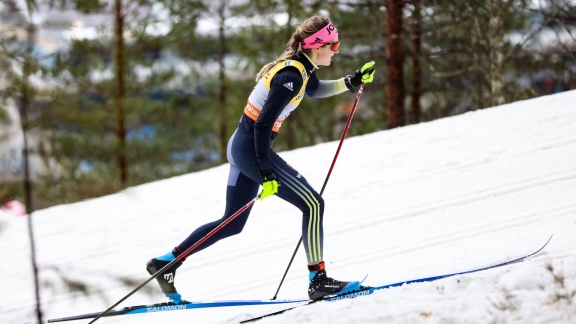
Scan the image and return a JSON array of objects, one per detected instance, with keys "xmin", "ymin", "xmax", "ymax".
[
  {"xmin": 377, "ymin": 151, "xmax": 573, "ymax": 194},
  {"xmin": 329, "ymin": 168, "xmax": 576, "ymax": 235},
  {"xmin": 339, "ymin": 205, "xmax": 574, "ymax": 269}
]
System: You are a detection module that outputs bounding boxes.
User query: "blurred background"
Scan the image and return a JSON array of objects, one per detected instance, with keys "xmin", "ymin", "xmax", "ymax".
[{"xmin": 1, "ymin": 0, "xmax": 575, "ymax": 210}]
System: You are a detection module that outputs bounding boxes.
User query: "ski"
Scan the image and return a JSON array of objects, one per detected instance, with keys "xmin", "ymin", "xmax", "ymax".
[
  {"xmin": 37, "ymin": 234, "xmax": 551, "ymax": 323},
  {"xmin": 33, "ymin": 299, "xmax": 308, "ymax": 323},
  {"xmin": 240, "ymin": 234, "xmax": 553, "ymax": 322}
]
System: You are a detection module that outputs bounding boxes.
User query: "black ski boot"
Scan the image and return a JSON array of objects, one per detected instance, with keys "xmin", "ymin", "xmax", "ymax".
[
  {"xmin": 307, "ymin": 261, "xmax": 361, "ymax": 300},
  {"xmin": 146, "ymin": 248, "xmax": 185, "ymax": 303}
]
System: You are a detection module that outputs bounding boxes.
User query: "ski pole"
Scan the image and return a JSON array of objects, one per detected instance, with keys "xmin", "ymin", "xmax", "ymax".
[
  {"xmin": 271, "ymin": 82, "xmax": 368, "ymax": 300},
  {"xmin": 89, "ymin": 192, "xmax": 261, "ymax": 324}
]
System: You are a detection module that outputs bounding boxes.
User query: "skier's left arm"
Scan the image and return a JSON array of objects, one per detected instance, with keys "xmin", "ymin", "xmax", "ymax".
[
  {"xmin": 305, "ymin": 73, "xmax": 349, "ymax": 98},
  {"xmin": 306, "ymin": 61, "xmax": 376, "ymax": 98}
]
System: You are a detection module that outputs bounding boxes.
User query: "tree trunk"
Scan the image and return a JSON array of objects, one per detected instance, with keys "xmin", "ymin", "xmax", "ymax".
[
  {"xmin": 469, "ymin": 3, "xmax": 486, "ymax": 109},
  {"xmin": 488, "ymin": 0, "xmax": 505, "ymax": 106},
  {"xmin": 21, "ymin": 18, "xmax": 43, "ymax": 323},
  {"xmin": 385, "ymin": 0, "xmax": 406, "ymax": 128},
  {"xmin": 410, "ymin": 0, "xmax": 422, "ymax": 124},
  {"xmin": 218, "ymin": 3, "xmax": 228, "ymax": 163},
  {"xmin": 114, "ymin": 0, "xmax": 128, "ymax": 186}
]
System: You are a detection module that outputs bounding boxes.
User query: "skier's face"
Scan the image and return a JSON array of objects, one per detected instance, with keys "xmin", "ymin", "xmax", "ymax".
[{"xmin": 313, "ymin": 39, "xmax": 339, "ymax": 66}]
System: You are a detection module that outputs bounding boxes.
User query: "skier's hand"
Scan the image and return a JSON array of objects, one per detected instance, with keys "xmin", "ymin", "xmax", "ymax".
[
  {"xmin": 260, "ymin": 170, "xmax": 278, "ymax": 200},
  {"xmin": 346, "ymin": 61, "xmax": 376, "ymax": 91}
]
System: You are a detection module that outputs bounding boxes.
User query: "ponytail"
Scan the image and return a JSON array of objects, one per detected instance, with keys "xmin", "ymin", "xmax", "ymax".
[
  {"xmin": 254, "ymin": 16, "xmax": 331, "ymax": 82},
  {"xmin": 255, "ymin": 49, "xmax": 298, "ymax": 82}
]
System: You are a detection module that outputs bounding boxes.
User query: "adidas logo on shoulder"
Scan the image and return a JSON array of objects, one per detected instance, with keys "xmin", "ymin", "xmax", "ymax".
[{"xmin": 283, "ymin": 82, "xmax": 293, "ymax": 91}]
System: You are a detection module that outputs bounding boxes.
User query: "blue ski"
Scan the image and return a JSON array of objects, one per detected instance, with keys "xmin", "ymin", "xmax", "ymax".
[
  {"xmin": 38, "ymin": 234, "xmax": 551, "ymax": 323},
  {"xmin": 241, "ymin": 234, "xmax": 553, "ymax": 322},
  {"xmin": 36, "ymin": 299, "xmax": 308, "ymax": 323},
  {"xmin": 327, "ymin": 234, "xmax": 553, "ymax": 301}
]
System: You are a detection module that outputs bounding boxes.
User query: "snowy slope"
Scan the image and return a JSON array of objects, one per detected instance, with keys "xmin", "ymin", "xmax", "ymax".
[{"xmin": 1, "ymin": 90, "xmax": 575, "ymax": 324}]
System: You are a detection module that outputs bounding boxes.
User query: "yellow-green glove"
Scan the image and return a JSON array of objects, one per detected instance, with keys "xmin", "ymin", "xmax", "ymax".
[
  {"xmin": 260, "ymin": 170, "xmax": 278, "ymax": 200},
  {"xmin": 348, "ymin": 61, "xmax": 376, "ymax": 87}
]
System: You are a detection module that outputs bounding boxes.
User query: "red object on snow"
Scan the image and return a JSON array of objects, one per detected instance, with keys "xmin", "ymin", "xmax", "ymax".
[{"xmin": 2, "ymin": 200, "xmax": 27, "ymax": 216}]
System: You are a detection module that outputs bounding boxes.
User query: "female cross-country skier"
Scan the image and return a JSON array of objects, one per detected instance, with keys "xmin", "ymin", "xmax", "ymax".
[{"xmin": 146, "ymin": 15, "xmax": 376, "ymax": 303}]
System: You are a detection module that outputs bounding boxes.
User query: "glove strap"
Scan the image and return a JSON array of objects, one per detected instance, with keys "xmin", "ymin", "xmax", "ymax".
[{"xmin": 344, "ymin": 75, "xmax": 356, "ymax": 93}]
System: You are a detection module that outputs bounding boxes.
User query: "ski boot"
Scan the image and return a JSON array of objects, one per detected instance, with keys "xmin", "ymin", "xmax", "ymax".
[
  {"xmin": 308, "ymin": 261, "xmax": 361, "ymax": 300},
  {"xmin": 146, "ymin": 248, "xmax": 185, "ymax": 304}
]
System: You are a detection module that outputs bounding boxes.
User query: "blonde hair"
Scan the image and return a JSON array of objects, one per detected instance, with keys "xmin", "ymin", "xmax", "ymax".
[{"xmin": 255, "ymin": 16, "xmax": 331, "ymax": 82}]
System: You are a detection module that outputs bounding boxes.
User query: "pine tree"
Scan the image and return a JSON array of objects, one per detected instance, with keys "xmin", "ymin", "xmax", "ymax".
[{"xmin": 36, "ymin": 0, "xmax": 211, "ymax": 204}]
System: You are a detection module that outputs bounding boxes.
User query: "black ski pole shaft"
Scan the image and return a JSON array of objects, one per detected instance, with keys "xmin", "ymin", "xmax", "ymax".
[
  {"xmin": 88, "ymin": 192, "xmax": 262, "ymax": 323},
  {"xmin": 272, "ymin": 82, "xmax": 368, "ymax": 300}
]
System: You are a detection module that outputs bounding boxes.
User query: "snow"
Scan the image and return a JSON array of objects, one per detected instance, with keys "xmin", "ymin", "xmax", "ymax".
[{"xmin": 2, "ymin": 90, "xmax": 576, "ymax": 323}]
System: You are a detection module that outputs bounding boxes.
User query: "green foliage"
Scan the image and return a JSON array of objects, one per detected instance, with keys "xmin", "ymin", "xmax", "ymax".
[
  {"xmin": 2, "ymin": 0, "xmax": 574, "ymax": 207},
  {"xmin": 0, "ymin": 180, "xmax": 23, "ymax": 206},
  {"xmin": 0, "ymin": 106, "xmax": 9, "ymax": 125},
  {"xmin": 30, "ymin": 0, "xmax": 221, "ymax": 204},
  {"xmin": 35, "ymin": 84, "xmax": 221, "ymax": 204},
  {"xmin": 48, "ymin": 0, "xmax": 106, "ymax": 13}
]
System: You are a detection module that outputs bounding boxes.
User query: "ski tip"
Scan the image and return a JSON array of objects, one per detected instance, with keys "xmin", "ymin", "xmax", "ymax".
[{"xmin": 538, "ymin": 234, "xmax": 554, "ymax": 252}]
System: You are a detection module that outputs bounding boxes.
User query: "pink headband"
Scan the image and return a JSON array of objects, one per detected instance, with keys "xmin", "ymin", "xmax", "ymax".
[{"xmin": 301, "ymin": 22, "xmax": 338, "ymax": 49}]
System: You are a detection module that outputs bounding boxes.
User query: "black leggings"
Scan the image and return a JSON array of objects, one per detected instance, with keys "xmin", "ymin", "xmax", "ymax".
[{"xmin": 177, "ymin": 128, "xmax": 325, "ymax": 264}]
